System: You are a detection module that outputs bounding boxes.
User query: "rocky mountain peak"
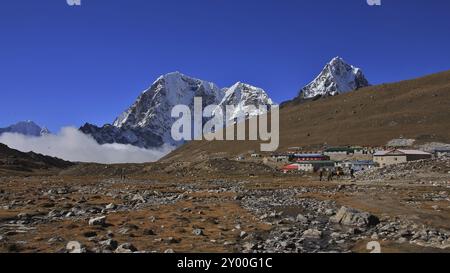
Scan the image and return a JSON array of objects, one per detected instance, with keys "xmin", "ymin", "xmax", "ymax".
[{"xmin": 299, "ymin": 57, "xmax": 370, "ymax": 100}]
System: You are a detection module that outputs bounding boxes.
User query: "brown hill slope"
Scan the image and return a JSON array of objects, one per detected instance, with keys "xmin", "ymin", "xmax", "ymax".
[
  {"xmin": 0, "ymin": 143, "xmax": 74, "ymax": 175},
  {"xmin": 163, "ymin": 70, "xmax": 450, "ymax": 162}
]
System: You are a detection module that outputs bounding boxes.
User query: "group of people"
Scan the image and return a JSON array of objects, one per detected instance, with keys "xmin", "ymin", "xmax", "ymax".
[{"xmin": 319, "ymin": 168, "xmax": 355, "ymax": 181}]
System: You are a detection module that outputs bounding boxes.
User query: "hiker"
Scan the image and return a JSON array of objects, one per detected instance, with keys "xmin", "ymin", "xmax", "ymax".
[
  {"xmin": 319, "ymin": 168, "xmax": 324, "ymax": 181},
  {"xmin": 350, "ymin": 168, "xmax": 355, "ymax": 179},
  {"xmin": 327, "ymin": 170, "xmax": 333, "ymax": 182},
  {"xmin": 336, "ymin": 168, "xmax": 341, "ymax": 180},
  {"xmin": 120, "ymin": 168, "xmax": 126, "ymax": 181}
]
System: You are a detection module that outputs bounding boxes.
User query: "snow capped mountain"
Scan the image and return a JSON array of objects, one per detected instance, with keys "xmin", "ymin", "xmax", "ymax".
[
  {"xmin": 81, "ymin": 72, "xmax": 275, "ymax": 149},
  {"xmin": 214, "ymin": 82, "xmax": 274, "ymax": 121},
  {"xmin": 0, "ymin": 121, "xmax": 50, "ymax": 137},
  {"xmin": 112, "ymin": 72, "xmax": 224, "ymax": 146},
  {"xmin": 299, "ymin": 57, "xmax": 370, "ymax": 99}
]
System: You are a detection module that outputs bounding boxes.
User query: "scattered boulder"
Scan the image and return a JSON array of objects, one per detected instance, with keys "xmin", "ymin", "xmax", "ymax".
[
  {"xmin": 83, "ymin": 231, "xmax": 97, "ymax": 238},
  {"xmin": 65, "ymin": 212, "xmax": 74, "ymax": 218},
  {"xmin": 131, "ymin": 194, "xmax": 146, "ymax": 204},
  {"xmin": 115, "ymin": 243, "xmax": 137, "ymax": 253},
  {"xmin": 324, "ymin": 209, "xmax": 335, "ymax": 216},
  {"xmin": 330, "ymin": 206, "xmax": 380, "ymax": 228},
  {"xmin": 99, "ymin": 239, "xmax": 118, "ymax": 250},
  {"xmin": 105, "ymin": 203, "xmax": 116, "ymax": 210},
  {"xmin": 48, "ymin": 236, "xmax": 64, "ymax": 244},
  {"xmin": 143, "ymin": 229, "xmax": 156, "ymax": 236},
  {"xmin": 302, "ymin": 229, "xmax": 322, "ymax": 239},
  {"xmin": 192, "ymin": 229, "xmax": 204, "ymax": 236},
  {"xmin": 242, "ymin": 242, "xmax": 256, "ymax": 251},
  {"xmin": 17, "ymin": 213, "xmax": 31, "ymax": 220},
  {"xmin": 296, "ymin": 214, "xmax": 308, "ymax": 224},
  {"xmin": 166, "ymin": 237, "xmax": 180, "ymax": 244},
  {"xmin": 88, "ymin": 216, "xmax": 107, "ymax": 227}
]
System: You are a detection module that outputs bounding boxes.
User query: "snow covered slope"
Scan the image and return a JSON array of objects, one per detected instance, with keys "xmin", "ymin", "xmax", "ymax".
[
  {"xmin": 81, "ymin": 72, "xmax": 275, "ymax": 149},
  {"xmin": 299, "ymin": 57, "xmax": 370, "ymax": 99},
  {"xmin": 112, "ymin": 72, "xmax": 224, "ymax": 146},
  {"xmin": 214, "ymin": 82, "xmax": 274, "ymax": 122}
]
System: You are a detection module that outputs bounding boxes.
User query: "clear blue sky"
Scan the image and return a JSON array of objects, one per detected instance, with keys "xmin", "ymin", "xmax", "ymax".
[{"xmin": 1, "ymin": 0, "xmax": 449, "ymax": 132}]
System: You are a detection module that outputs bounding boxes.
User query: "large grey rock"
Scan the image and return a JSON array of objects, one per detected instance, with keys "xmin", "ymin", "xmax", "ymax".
[
  {"xmin": 88, "ymin": 216, "xmax": 107, "ymax": 226},
  {"xmin": 131, "ymin": 194, "xmax": 146, "ymax": 204},
  {"xmin": 302, "ymin": 229, "xmax": 323, "ymax": 239},
  {"xmin": 105, "ymin": 203, "xmax": 116, "ymax": 210},
  {"xmin": 330, "ymin": 207, "xmax": 380, "ymax": 227},
  {"xmin": 99, "ymin": 239, "xmax": 118, "ymax": 250},
  {"xmin": 296, "ymin": 214, "xmax": 308, "ymax": 224},
  {"xmin": 115, "ymin": 243, "xmax": 137, "ymax": 253}
]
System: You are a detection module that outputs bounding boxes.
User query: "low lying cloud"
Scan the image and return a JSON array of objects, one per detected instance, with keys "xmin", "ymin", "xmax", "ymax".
[{"xmin": 0, "ymin": 127, "xmax": 175, "ymax": 164}]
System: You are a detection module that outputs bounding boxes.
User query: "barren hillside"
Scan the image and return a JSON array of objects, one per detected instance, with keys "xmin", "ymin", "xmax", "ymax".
[
  {"xmin": 163, "ymin": 70, "xmax": 450, "ymax": 162},
  {"xmin": 0, "ymin": 144, "xmax": 74, "ymax": 175}
]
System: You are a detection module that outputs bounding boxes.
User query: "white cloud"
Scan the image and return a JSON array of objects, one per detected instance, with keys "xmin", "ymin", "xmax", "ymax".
[{"xmin": 0, "ymin": 127, "xmax": 175, "ymax": 164}]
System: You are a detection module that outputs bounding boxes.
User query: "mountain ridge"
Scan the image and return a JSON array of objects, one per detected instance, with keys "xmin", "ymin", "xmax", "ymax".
[
  {"xmin": 162, "ymin": 69, "xmax": 450, "ymax": 162},
  {"xmin": 81, "ymin": 72, "xmax": 275, "ymax": 149},
  {"xmin": 0, "ymin": 143, "xmax": 74, "ymax": 175},
  {"xmin": 0, "ymin": 121, "xmax": 50, "ymax": 137}
]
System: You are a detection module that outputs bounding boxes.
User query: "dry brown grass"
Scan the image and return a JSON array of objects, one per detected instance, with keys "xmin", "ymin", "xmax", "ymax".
[{"xmin": 1, "ymin": 172, "xmax": 449, "ymax": 253}]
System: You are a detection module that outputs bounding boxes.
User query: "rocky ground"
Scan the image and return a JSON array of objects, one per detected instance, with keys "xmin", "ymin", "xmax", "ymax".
[
  {"xmin": 356, "ymin": 156, "xmax": 450, "ymax": 183},
  {"xmin": 0, "ymin": 158, "xmax": 449, "ymax": 253}
]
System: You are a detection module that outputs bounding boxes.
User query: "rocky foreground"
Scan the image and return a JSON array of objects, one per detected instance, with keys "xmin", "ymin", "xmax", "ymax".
[{"xmin": 0, "ymin": 158, "xmax": 449, "ymax": 253}]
